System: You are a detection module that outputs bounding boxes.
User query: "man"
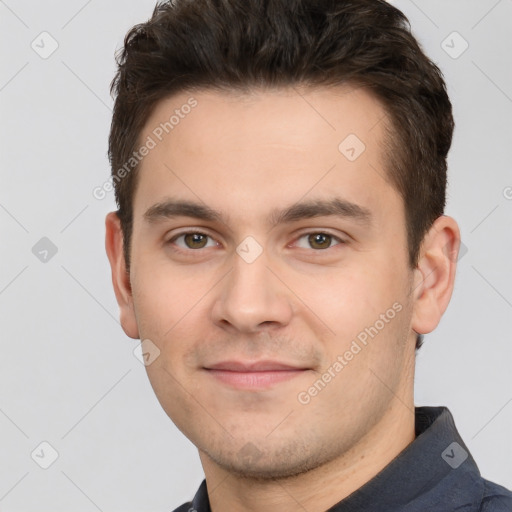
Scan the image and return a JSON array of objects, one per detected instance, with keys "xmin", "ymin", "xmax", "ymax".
[{"xmin": 104, "ymin": 0, "xmax": 512, "ymax": 510}]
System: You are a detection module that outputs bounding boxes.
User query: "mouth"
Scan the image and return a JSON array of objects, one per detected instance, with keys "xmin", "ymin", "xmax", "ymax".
[{"xmin": 203, "ymin": 360, "xmax": 310, "ymax": 389}]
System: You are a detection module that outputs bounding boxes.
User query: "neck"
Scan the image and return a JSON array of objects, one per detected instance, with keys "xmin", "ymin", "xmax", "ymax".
[{"xmin": 200, "ymin": 396, "xmax": 416, "ymax": 512}]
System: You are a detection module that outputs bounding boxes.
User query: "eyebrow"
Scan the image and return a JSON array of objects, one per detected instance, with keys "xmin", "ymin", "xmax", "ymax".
[{"xmin": 143, "ymin": 197, "xmax": 373, "ymax": 228}]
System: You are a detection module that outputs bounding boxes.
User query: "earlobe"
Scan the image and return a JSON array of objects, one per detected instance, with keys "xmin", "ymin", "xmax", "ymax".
[
  {"xmin": 105, "ymin": 211, "xmax": 140, "ymax": 339},
  {"xmin": 411, "ymin": 215, "xmax": 461, "ymax": 336}
]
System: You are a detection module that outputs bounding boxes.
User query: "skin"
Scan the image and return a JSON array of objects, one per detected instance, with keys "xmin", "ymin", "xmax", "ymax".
[{"xmin": 105, "ymin": 85, "xmax": 460, "ymax": 512}]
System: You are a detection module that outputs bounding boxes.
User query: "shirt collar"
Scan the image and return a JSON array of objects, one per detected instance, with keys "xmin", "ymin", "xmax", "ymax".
[
  {"xmin": 327, "ymin": 406, "xmax": 484, "ymax": 511},
  {"xmin": 190, "ymin": 407, "xmax": 484, "ymax": 512}
]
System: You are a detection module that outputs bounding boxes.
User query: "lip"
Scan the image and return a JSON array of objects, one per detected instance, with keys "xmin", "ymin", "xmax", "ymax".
[
  {"xmin": 206, "ymin": 360, "xmax": 307, "ymax": 372},
  {"xmin": 204, "ymin": 360, "xmax": 310, "ymax": 389}
]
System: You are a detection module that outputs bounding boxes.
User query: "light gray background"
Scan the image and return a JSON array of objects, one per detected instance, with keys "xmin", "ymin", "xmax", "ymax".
[{"xmin": 0, "ymin": 0, "xmax": 511, "ymax": 510}]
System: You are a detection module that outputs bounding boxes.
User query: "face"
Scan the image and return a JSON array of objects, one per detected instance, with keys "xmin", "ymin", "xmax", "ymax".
[{"xmin": 115, "ymin": 86, "xmax": 420, "ymax": 478}]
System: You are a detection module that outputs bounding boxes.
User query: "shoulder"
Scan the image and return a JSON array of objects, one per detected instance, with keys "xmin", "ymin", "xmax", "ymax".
[
  {"xmin": 171, "ymin": 480, "xmax": 208, "ymax": 512},
  {"xmin": 480, "ymin": 479, "xmax": 512, "ymax": 511},
  {"xmin": 171, "ymin": 502, "xmax": 196, "ymax": 512}
]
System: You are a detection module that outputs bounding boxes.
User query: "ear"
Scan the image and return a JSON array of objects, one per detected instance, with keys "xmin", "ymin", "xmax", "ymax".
[
  {"xmin": 105, "ymin": 211, "xmax": 140, "ymax": 339},
  {"xmin": 411, "ymin": 215, "xmax": 461, "ymax": 335}
]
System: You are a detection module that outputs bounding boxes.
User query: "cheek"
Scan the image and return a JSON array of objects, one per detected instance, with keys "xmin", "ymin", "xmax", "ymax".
[
  {"xmin": 315, "ymin": 269, "xmax": 382, "ymax": 328},
  {"xmin": 133, "ymin": 269, "xmax": 204, "ymax": 424},
  {"xmin": 131, "ymin": 257, "xmax": 201, "ymax": 333},
  {"xmin": 317, "ymin": 260, "xmax": 409, "ymax": 346},
  {"xmin": 131, "ymin": 264, "xmax": 215, "ymax": 378},
  {"xmin": 132, "ymin": 266, "xmax": 187, "ymax": 350}
]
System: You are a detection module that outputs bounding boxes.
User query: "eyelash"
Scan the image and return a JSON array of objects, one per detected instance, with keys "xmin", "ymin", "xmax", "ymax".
[{"xmin": 166, "ymin": 229, "xmax": 346, "ymax": 254}]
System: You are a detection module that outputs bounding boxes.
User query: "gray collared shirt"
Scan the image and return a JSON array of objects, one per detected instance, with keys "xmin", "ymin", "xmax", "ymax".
[{"xmin": 173, "ymin": 406, "xmax": 512, "ymax": 511}]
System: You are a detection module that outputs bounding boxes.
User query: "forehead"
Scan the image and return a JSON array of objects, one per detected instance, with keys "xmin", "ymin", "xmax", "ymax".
[
  {"xmin": 143, "ymin": 85, "xmax": 388, "ymax": 151},
  {"xmin": 133, "ymin": 85, "xmax": 398, "ymax": 227}
]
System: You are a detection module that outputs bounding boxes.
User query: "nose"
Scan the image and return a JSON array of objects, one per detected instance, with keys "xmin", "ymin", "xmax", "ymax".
[{"xmin": 211, "ymin": 248, "xmax": 294, "ymax": 334}]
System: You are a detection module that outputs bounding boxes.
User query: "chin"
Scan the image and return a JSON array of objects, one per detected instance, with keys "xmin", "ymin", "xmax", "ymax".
[{"xmin": 202, "ymin": 442, "xmax": 328, "ymax": 481}]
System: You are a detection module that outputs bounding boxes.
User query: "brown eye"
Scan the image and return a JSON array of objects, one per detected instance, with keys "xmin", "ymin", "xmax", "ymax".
[
  {"xmin": 295, "ymin": 232, "xmax": 344, "ymax": 251},
  {"xmin": 169, "ymin": 232, "xmax": 216, "ymax": 251},
  {"xmin": 308, "ymin": 233, "xmax": 332, "ymax": 250},
  {"xmin": 183, "ymin": 233, "xmax": 209, "ymax": 249}
]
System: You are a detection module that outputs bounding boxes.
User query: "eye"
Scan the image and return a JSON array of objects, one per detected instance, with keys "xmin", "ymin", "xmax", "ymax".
[
  {"xmin": 294, "ymin": 232, "xmax": 345, "ymax": 250},
  {"xmin": 169, "ymin": 231, "xmax": 218, "ymax": 250}
]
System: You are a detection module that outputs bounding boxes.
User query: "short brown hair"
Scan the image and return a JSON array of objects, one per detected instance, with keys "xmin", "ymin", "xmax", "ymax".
[{"xmin": 108, "ymin": 0, "xmax": 455, "ymax": 351}]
